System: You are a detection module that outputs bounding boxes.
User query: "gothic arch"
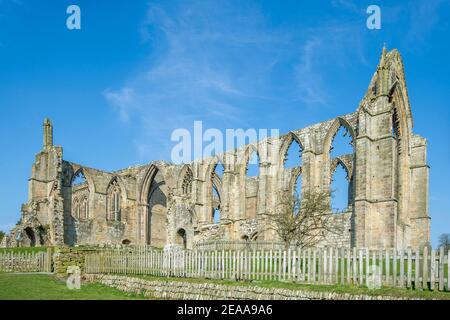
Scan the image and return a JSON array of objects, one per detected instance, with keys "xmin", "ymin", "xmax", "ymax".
[
  {"xmin": 204, "ymin": 155, "xmax": 226, "ymax": 181},
  {"xmin": 176, "ymin": 228, "xmax": 187, "ymax": 249},
  {"xmin": 279, "ymin": 132, "xmax": 304, "ymax": 168},
  {"xmin": 323, "ymin": 117, "xmax": 356, "ymax": 156},
  {"xmin": 106, "ymin": 176, "xmax": 127, "ymax": 202},
  {"xmin": 390, "ymin": 83, "xmax": 412, "ymax": 156},
  {"xmin": 331, "ymin": 157, "xmax": 353, "ymax": 183},
  {"xmin": 206, "ymin": 157, "xmax": 224, "ymax": 224},
  {"xmin": 69, "ymin": 167, "xmax": 95, "ymax": 193},
  {"xmin": 147, "ymin": 179, "xmax": 168, "ymax": 245},
  {"xmin": 106, "ymin": 177, "xmax": 124, "ymax": 221},
  {"xmin": 178, "ymin": 164, "xmax": 193, "ymax": 196},
  {"xmin": 241, "ymin": 144, "xmax": 261, "ymax": 176},
  {"xmin": 323, "ymin": 117, "xmax": 355, "ymax": 189},
  {"xmin": 140, "ymin": 165, "xmax": 168, "ymax": 246},
  {"xmin": 139, "ymin": 164, "xmax": 159, "ymax": 205}
]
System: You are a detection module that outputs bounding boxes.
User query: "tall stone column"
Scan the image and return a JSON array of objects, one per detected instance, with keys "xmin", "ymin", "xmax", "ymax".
[
  {"xmin": 354, "ymin": 95, "xmax": 399, "ymax": 249},
  {"xmin": 408, "ymin": 135, "xmax": 430, "ymax": 248}
]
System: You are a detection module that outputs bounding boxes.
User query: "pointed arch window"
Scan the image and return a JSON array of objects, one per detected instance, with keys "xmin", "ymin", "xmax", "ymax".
[
  {"xmin": 283, "ymin": 135, "xmax": 303, "ymax": 198},
  {"xmin": 107, "ymin": 179, "xmax": 122, "ymax": 221},
  {"xmin": 283, "ymin": 136, "xmax": 303, "ymax": 169},
  {"xmin": 246, "ymin": 148, "xmax": 260, "ymax": 177},
  {"xmin": 71, "ymin": 169, "xmax": 89, "ymax": 220},
  {"xmin": 327, "ymin": 120, "xmax": 355, "ymax": 213},
  {"xmin": 211, "ymin": 161, "xmax": 224, "ymax": 224},
  {"xmin": 81, "ymin": 196, "xmax": 89, "ymax": 220},
  {"xmin": 330, "ymin": 126, "xmax": 354, "ymax": 158},
  {"xmin": 72, "ymin": 170, "xmax": 87, "ymax": 186},
  {"xmin": 330, "ymin": 161, "xmax": 351, "ymax": 212}
]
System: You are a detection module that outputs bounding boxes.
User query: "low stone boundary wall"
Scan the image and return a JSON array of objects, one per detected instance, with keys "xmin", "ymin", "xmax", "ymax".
[
  {"xmin": 84, "ymin": 274, "xmax": 420, "ymax": 300},
  {"xmin": 53, "ymin": 247, "xmax": 98, "ymax": 275}
]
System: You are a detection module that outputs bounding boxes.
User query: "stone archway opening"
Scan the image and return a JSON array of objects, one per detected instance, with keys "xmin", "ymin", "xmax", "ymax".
[
  {"xmin": 24, "ymin": 227, "xmax": 36, "ymax": 247},
  {"xmin": 176, "ymin": 228, "xmax": 187, "ymax": 249}
]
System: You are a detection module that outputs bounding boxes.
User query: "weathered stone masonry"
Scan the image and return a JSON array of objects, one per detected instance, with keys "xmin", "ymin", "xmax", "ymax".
[{"xmin": 1, "ymin": 48, "xmax": 430, "ymax": 250}]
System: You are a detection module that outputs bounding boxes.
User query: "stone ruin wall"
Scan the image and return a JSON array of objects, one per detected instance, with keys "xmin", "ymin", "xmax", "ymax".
[{"xmin": 1, "ymin": 48, "xmax": 430, "ymax": 251}]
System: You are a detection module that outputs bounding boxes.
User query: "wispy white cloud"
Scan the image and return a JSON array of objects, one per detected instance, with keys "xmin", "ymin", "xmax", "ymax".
[
  {"xmin": 103, "ymin": 0, "xmax": 374, "ymax": 162},
  {"xmin": 104, "ymin": 87, "xmax": 137, "ymax": 122},
  {"xmin": 295, "ymin": 38, "xmax": 327, "ymax": 106}
]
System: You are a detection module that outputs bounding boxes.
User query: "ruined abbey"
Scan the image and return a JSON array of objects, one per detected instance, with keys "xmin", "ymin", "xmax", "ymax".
[{"xmin": 1, "ymin": 48, "xmax": 430, "ymax": 250}]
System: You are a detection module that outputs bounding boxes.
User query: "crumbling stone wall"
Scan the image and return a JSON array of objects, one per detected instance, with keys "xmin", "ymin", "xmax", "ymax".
[{"xmin": 3, "ymin": 48, "xmax": 429, "ymax": 250}]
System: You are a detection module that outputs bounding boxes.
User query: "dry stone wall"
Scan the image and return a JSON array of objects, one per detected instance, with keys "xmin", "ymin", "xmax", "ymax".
[{"xmin": 84, "ymin": 274, "xmax": 424, "ymax": 300}]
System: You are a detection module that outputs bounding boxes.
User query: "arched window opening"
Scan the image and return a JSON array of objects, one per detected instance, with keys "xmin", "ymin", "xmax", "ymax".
[
  {"xmin": 72, "ymin": 170, "xmax": 87, "ymax": 186},
  {"xmin": 24, "ymin": 227, "xmax": 36, "ymax": 247},
  {"xmin": 107, "ymin": 179, "xmax": 121, "ymax": 221},
  {"xmin": 176, "ymin": 229, "xmax": 187, "ymax": 249},
  {"xmin": 246, "ymin": 149, "xmax": 260, "ymax": 177},
  {"xmin": 330, "ymin": 126, "xmax": 353, "ymax": 158},
  {"xmin": 211, "ymin": 161, "xmax": 224, "ymax": 224},
  {"xmin": 331, "ymin": 162, "xmax": 350, "ymax": 213},
  {"xmin": 284, "ymin": 138, "xmax": 302, "ymax": 169},
  {"xmin": 71, "ymin": 169, "xmax": 89, "ymax": 221},
  {"xmin": 181, "ymin": 167, "xmax": 193, "ymax": 195},
  {"xmin": 328, "ymin": 122, "xmax": 354, "ymax": 211}
]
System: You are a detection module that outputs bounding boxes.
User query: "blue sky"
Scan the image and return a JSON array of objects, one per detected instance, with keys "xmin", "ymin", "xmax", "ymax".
[{"xmin": 0, "ymin": 0, "xmax": 449, "ymax": 247}]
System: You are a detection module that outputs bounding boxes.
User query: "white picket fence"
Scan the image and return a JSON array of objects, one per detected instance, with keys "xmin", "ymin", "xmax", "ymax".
[
  {"xmin": 85, "ymin": 246, "xmax": 450, "ymax": 291},
  {"xmin": 194, "ymin": 240, "xmax": 287, "ymax": 251},
  {"xmin": 0, "ymin": 251, "xmax": 52, "ymax": 273}
]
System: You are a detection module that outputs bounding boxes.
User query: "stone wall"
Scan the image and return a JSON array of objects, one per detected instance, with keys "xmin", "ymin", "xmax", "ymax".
[
  {"xmin": 84, "ymin": 274, "xmax": 423, "ymax": 300},
  {"xmin": 53, "ymin": 246, "xmax": 97, "ymax": 275},
  {"xmin": 317, "ymin": 211, "xmax": 352, "ymax": 248}
]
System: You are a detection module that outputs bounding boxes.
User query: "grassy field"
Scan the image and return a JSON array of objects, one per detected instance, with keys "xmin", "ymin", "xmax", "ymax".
[
  {"xmin": 0, "ymin": 247, "xmax": 49, "ymax": 254},
  {"xmin": 134, "ymin": 274, "xmax": 450, "ymax": 300},
  {"xmin": 1, "ymin": 272, "xmax": 448, "ymax": 300},
  {"xmin": 0, "ymin": 273, "xmax": 146, "ymax": 300}
]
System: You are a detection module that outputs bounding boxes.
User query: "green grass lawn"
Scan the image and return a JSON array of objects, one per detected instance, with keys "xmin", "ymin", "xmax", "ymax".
[
  {"xmin": 0, "ymin": 247, "xmax": 49, "ymax": 254},
  {"xmin": 0, "ymin": 273, "xmax": 146, "ymax": 300}
]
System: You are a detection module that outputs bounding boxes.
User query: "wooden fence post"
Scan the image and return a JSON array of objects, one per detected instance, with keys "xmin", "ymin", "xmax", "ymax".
[
  {"xmin": 399, "ymin": 249, "xmax": 405, "ymax": 288},
  {"xmin": 352, "ymin": 247, "xmax": 357, "ymax": 285},
  {"xmin": 359, "ymin": 249, "xmax": 363, "ymax": 286},
  {"xmin": 438, "ymin": 246, "xmax": 444, "ymax": 291},
  {"xmin": 430, "ymin": 249, "xmax": 436, "ymax": 291},
  {"xmin": 407, "ymin": 248, "xmax": 412, "ymax": 289},
  {"xmin": 423, "ymin": 246, "xmax": 428, "ymax": 290}
]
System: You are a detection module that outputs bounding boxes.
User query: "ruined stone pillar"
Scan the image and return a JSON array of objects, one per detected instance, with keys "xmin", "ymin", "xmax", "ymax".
[{"xmin": 43, "ymin": 118, "xmax": 53, "ymax": 149}]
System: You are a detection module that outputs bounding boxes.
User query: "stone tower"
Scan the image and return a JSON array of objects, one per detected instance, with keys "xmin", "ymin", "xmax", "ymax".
[{"xmin": 353, "ymin": 47, "xmax": 430, "ymax": 249}]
